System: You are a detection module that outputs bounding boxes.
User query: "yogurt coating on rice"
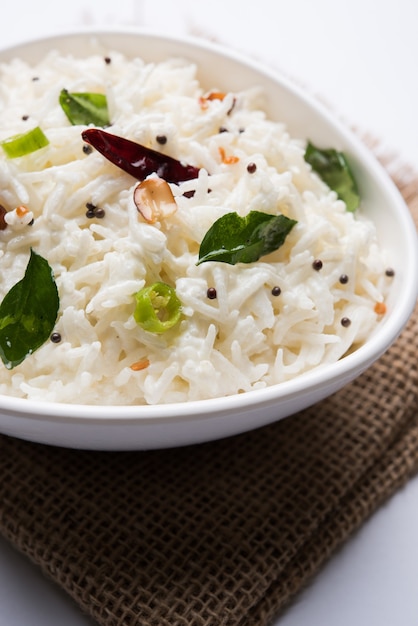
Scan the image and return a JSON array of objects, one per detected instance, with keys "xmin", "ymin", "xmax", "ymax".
[{"xmin": 0, "ymin": 50, "xmax": 392, "ymax": 405}]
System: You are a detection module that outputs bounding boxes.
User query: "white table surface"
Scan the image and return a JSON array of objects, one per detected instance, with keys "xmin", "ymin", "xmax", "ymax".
[{"xmin": 1, "ymin": 1, "xmax": 418, "ymax": 625}]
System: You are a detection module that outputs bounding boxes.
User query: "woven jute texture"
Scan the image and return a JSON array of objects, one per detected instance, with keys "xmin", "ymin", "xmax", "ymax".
[{"xmin": 0, "ymin": 163, "xmax": 417, "ymax": 626}]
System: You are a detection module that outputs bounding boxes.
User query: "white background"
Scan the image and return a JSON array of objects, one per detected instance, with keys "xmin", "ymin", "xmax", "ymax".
[{"xmin": 1, "ymin": 1, "xmax": 418, "ymax": 625}]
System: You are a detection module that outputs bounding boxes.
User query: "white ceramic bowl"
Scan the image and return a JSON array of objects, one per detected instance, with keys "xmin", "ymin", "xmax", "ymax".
[{"xmin": 0, "ymin": 28, "xmax": 416, "ymax": 450}]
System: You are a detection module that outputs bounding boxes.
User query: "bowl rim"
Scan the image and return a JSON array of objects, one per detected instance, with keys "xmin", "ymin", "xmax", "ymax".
[{"xmin": 0, "ymin": 26, "xmax": 416, "ymax": 427}]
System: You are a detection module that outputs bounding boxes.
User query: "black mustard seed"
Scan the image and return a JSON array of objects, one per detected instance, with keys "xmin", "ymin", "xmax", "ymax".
[
  {"xmin": 94, "ymin": 207, "xmax": 106, "ymax": 219},
  {"xmin": 50, "ymin": 332, "xmax": 62, "ymax": 343},
  {"xmin": 312, "ymin": 259, "xmax": 323, "ymax": 271},
  {"xmin": 271, "ymin": 286, "xmax": 281, "ymax": 296},
  {"xmin": 207, "ymin": 287, "xmax": 217, "ymax": 299},
  {"xmin": 86, "ymin": 202, "xmax": 105, "ymax": 219},
  {"xmin": 341, "ymin": 317, "xmax": 351, "ymax": 327}
]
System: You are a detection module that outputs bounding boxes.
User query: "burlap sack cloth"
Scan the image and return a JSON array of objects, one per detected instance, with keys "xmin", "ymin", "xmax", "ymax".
[{"xmin": 0, "ymin": 158, "xmax": 417, "ymax": 626}]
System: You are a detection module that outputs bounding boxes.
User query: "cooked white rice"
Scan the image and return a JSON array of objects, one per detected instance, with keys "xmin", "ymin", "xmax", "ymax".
[{"xmin": 0, "ymin": 50, "xmax": 391, "ymax": 405}]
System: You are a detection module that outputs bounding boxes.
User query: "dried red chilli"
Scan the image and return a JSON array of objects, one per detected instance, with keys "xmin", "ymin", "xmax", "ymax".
[
  {"xmin": 81, "ymin": 128, "xmax": 200, "ymax": 183},
  {"xmin": 0, "ymin": 205, "xmax": 7, "ymax": 230}
]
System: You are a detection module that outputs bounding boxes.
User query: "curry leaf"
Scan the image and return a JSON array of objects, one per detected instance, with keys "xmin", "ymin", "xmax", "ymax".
[
  {"xmin": 0, "ymin": 250, "xmax": 59, "ymax": 369},
  {"xmin": 59, "ymin": 89, "xmax": 110, "ymax": 127},
  {"xmin": 304, "ymin": 141, "xmax": 360, "ymax": 212},
  {"xmin": 197, "ymin": 211, "xmax": 297, "ymax": 265}
]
